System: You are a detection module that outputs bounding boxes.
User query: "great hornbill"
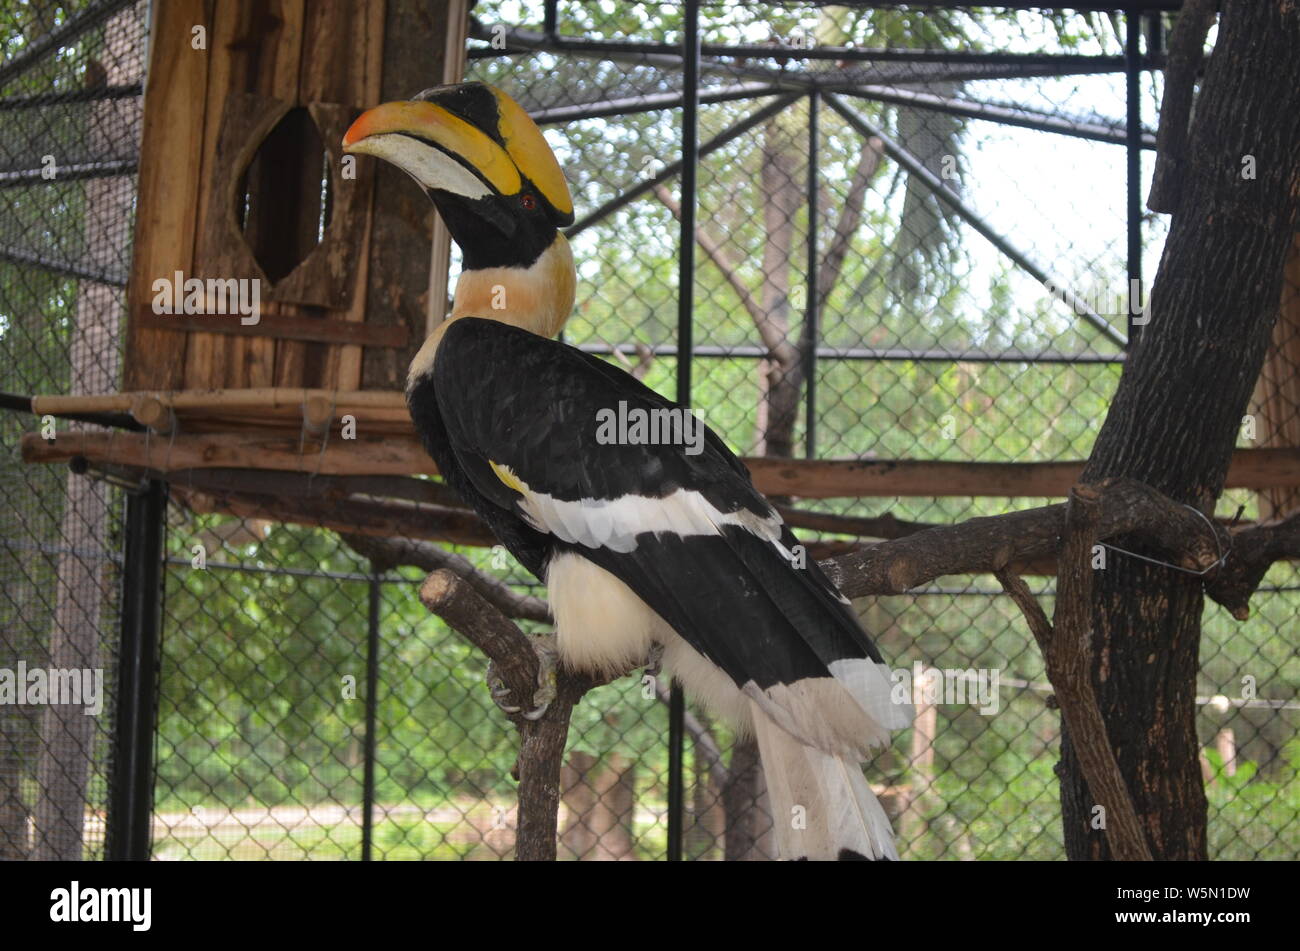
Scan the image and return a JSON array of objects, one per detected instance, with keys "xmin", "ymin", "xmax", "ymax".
[{"xmin": 344, "ymin": 82, "xmax": 910, "ymax": 860}]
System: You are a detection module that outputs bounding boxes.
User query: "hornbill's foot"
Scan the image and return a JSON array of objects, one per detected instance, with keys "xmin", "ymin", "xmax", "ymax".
[
  {"xmin": 522, "ymin": 635, "xmax": 558, "ymax": 720},
  {"xmin": 486, "ymin": 664, "xmax": 520, "ymax": 715},
  {"xmin": 643, "ymin": 641, "xmax": 665, "ymax": 678},
  {"xmin": 487, "ymin": 635, "xmax": 558, "ymax": 721}
]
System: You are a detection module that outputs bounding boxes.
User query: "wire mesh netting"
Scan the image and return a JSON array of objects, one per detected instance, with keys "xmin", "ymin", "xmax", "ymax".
[
  {"xmin": 1, "ymin": 1, "xmax": 1297, "ymax": 861},
  {"xmin": 0, "ymin": 0, "xmax": 146, "ymax": 860}
]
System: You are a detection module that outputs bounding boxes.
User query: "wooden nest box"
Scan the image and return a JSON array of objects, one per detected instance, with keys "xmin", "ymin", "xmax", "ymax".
[
  {"xmin": 123, "ymin": 1, "xmax": 468, "ymax": 396},
  {"xmin": 20, "ymin": 1, "xmax": 478, "ymax": 541}
]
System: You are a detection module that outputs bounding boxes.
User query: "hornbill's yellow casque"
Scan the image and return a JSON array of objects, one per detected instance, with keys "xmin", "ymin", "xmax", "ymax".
[{"xmin": 344, "ymin": 82, "xmax": 911, "ymax": 861}]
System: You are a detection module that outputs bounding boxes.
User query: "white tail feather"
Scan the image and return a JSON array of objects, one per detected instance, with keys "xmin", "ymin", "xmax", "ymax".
[{"xmin": 751, "ymin": 702, "xmax": 898, "ymax": 861}]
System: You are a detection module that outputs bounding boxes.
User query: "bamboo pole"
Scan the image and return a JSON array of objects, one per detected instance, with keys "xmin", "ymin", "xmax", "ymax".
[
  {"xmin": 129, "ymin": 394, "xmax": 176, "ymax": 434},
  {"xmin": 301, "ymin": 393, "xmax": 335, "ymax": 436},
  {"xmin": 24, "ymin": 430, "xmax": 428, "ymax": 476},
  {"xmin": 31, "ymin": 387, "xmax": 408, "ymax": 416}
]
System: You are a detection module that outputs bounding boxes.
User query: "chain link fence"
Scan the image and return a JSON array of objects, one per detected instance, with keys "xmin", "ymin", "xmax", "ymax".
[
  {"xmin": 1, "ymin": 0, "xmax": 145, "ymax": 861},
  {"xmin": 1, "ymin": 1, "xmax": 1296, "ymax": 861}
]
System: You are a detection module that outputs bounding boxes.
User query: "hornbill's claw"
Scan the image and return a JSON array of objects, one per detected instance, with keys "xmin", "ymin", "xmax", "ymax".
[
  {"xmin": 643, "ymin": 641, "xmax": 665, "ymax": 678},
  {"xmin": 486, "ymin": 635, "xmax": 558, "ymax": 720},
  {"xmin": 522, "ymin": 635, "xmax": 558, "ymax": 720},
  {"xmin": 487, "ymin": 663, "xmax": 522, "ymax": 714}
]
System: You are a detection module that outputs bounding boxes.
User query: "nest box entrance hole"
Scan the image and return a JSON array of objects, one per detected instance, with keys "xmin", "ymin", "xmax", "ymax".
[{"xmin": 238, "ymin": 106, "xmax": 333, "ymax": 283}]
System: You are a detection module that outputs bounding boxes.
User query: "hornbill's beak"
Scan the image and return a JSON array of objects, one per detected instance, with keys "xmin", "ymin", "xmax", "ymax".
[{"xmin": 343, "ymin": 82, "xmax": 574, "ymax": 240}]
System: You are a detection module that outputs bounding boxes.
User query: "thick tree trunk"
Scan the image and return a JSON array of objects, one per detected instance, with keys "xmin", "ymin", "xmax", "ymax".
[
  {"xmin": 35, "ymin": 2, "xmax": 144, "ymax": 861},
  {"xmin": 1061, "ymin": 0, "xmax": 1300, "ymax": 860},
  {"xmin": 756, "ymin": 115, "xmax": 804, "ymax": 460}
]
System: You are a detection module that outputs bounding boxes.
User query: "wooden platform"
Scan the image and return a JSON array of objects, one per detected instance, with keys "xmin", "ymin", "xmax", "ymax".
[
  {"xmin": 17, "ymin": 387, "xmax": 1300, "ymax": 564},
  {"xmin": 24, "ymin": 387, "xmax": 1300, "ymax": 497}
]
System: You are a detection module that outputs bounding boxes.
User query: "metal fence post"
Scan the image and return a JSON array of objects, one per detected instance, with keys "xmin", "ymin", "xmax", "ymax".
[
  {"xmin": 105, "ymin": 478, "xmax": 167, "ymax": 861},
  {"xmin": 1126, "ymin": 6, "xmax": 1142, "ymax": 346},
  {"xmin": 668, "ymin": 0, "xmax": 700, "ymax": 863},
  {"xmin": 362, "ymin": 567, "xmax": 381, "ymax": 860},
  {"xmin": 804, "ymin": 88, "xmax": 820, "ymax": 459}
]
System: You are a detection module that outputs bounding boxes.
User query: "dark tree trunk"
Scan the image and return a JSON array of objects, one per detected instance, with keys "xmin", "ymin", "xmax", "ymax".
[
  {"xmin": 1061, "ymin": 0, "xmax": 1300, "ymax": 860},
  {"xmin": 722, "ymin": 736, "xmax": 769, "ymax": 860}
]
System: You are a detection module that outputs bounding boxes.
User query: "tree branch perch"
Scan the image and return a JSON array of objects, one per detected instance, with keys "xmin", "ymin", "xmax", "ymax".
[
  {"xmin": 417, "ymin": 569, "xmax": 603, "ymax": 861},
  {"xmin": 410, "ymin": 477, "xmax": 1291, "ymax": 860}
]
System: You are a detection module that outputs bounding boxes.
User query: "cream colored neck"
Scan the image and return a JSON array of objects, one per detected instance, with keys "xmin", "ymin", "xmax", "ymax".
[{"xmin": 407, "ymin": 233, "xmax": 575, "ymax": 389}]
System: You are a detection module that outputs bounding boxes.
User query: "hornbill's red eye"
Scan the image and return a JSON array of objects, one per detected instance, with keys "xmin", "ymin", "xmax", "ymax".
[{"xmin": 520, "ymin": 193, "xmax": 537, "ymax": 211}]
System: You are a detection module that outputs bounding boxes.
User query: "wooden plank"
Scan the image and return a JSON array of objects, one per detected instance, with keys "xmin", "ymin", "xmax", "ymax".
[
  {"xmin": 361, "ymin": 0, "xmax": 463, "ymax": 389},
  {"xmin": 745, "ymin": 452, "xmax": 1300, "ymax": 499},
  {"xmin": 33, "ymin": 388, "xmax": 406, "ymax": 414},
  {"xmin": 243, "ymin": 0, "xmax": 307, "ymax": 390},
  {"xmin": 26, "ymin": 430, "xmax": 429, "ymax": 475},
  {"xmin": 745, "ymin": 457, "xmax": 1087, "ymax": 499},
  {"xmin": 245, "ymin": 0, "xmax": 306, "ymax": 388},
  {"xmin": 186, "ymin": 0, "xmax": 243, "ymax": 390},
  {"xmin": 240, "ymin": 0, "xmax": 302, "ymax": 387},
  {"xmin": 176, "ymin": 414, "xmax": 412, "ymax": 435},
  {"xmin": 187, "ymin": 0, "xmax": 307, "ymax": 389},
  {"xmin": 750, "ymin": 451, "xmax": 1300, "ymax": 498},
  {"xmin": 122, "ymin": 0, "xmax": 214, "ymax": 391},
  {"xmin": 426, "ymin": 0, "xmax": 469, "ymax": 337},
  {"xmin": 243, "ymin": 316, "xmax": 278, "ymax": 386},
  {"xmin": 268, "ymin": 101, "xmax": 375, "ymax": 308},
  {"xmin": 23, "ymin": 431, "xmax": 1300, "ymax": 498},
  {"xmin": 292, "ymin": 0, "xmax": 381, "ymax": 388},
  {"xmin": 329, "ymin": 0, "xmax": 387, "ymax": 390},
  {"xmin": 136, "ymin": 307, "xmax": 408, "ymax": 347}
]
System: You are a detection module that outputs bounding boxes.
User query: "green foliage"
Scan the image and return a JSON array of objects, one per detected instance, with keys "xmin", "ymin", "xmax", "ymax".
[{"xmin": 1206, "ymin": 743, "xmax": 1300, "ymax": 861}]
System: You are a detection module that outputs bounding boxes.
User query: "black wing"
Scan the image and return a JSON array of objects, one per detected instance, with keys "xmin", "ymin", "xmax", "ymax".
[{"xmin": 434, "ymin": 318, "xmax": 892, "ymax": 718}]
